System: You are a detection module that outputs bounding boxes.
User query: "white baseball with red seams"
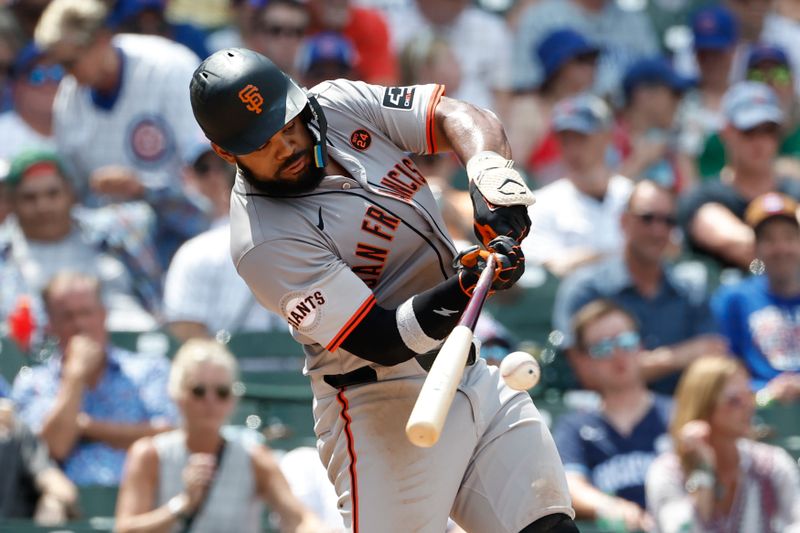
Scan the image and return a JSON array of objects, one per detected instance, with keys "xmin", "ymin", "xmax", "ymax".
[{"xmin": 500, "ymin": 351, "xmax": 541, "ymax": 391}]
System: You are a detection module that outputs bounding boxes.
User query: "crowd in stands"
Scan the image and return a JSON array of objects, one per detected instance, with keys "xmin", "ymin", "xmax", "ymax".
[{"xmin": 0, "ymin": 0, "xmax": 799, "ymax": 532}]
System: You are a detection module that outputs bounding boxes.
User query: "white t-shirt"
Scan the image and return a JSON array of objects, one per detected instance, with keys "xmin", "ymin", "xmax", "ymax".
[
  {"xmin": 53, "ymin": 34, "xmax": 202, "ymax": 199},
  {"xmin": 163, "ymin": 219, "xmax": 286, "ymax": 335},
  {"xmin": 0, "ymin": 111, "xmax": 55, "ymax": 162},
  {"xmin": 523, "ymin": 174, "xmax": 633, "ymax": 267}
]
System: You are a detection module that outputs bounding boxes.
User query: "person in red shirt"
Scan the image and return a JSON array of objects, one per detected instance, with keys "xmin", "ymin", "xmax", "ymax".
[{"xmin": 306, "ymin": 0, "xmax": 397, "ymax": 85}]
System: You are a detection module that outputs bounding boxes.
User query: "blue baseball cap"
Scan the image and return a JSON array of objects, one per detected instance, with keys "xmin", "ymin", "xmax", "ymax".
[
  {"xmin": 296, "ymin": 32, "xmax": 356, "ymax": 75},
  {"xmin": 622, "ymin": 57, "xmax": 694, "ymax": 102},
  {"xmin": 536, "ymin": 28, "xmax": 599, "ymax": 86},
  {"xmin": 747, "ymin": 44, "xmax": 790, "ymax": 69},
  {"xmin": 691, "ymin": 5, "xmax": 738, "ymax": 50},
  {"xmin": 552, "ymin": 93, "xmax": 612, "ymax": 134},
  {"xmin": 722, "ymin": 81, "xmax": 784, "ymax": 130}
]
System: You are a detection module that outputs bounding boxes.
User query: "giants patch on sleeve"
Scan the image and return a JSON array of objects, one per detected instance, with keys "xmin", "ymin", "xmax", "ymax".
[
  {"xmin": 280, "ymin": 289, "xmax": 327, "ymax": 332},
  {"xmin": 382, "ymin": 87, "xmax": 415, "ymax": 110}
]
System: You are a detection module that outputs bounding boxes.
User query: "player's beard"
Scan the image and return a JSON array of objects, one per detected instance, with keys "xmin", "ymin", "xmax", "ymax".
[{"xmin": 236, "ymin": 149, "xmax": 326, "ymax": 196}]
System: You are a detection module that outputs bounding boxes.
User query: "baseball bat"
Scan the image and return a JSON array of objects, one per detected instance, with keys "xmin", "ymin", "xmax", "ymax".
[{"xmin": 405, "ymin": 253, "xmax": 497, "ymax": 448}]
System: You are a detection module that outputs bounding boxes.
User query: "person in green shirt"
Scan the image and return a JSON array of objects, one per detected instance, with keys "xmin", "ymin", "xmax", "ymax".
[{"xmin": 698, "ymin": 44, "xmax": 800, "ymax": 179}]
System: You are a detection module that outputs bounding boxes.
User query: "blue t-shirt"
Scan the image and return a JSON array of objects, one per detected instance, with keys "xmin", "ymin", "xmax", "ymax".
[
  {"xmin": 0, "ymin": 375, "xmax": 8, "ymax": 398},
  {"xmin": 552, "ymin": 394, "xmax": 672, "ymax": 508},
  {"xmin": 712, "ymin": 275, "xmax": 800, "ymax": 389}
]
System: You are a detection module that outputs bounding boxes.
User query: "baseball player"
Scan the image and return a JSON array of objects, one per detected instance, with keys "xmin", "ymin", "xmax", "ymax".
[{"xmin": 189, "ymin": 48, "xmax": 576, "ymax": 533}]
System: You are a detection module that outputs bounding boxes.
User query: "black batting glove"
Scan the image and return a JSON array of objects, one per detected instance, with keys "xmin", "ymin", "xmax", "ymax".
[
  {"xmin": 469, "ymin": 181, "xmax": 532, "ymax": 248},
  {"xmin": 454, "ymin": 236, "xmax": 525, "ymax": 296}
]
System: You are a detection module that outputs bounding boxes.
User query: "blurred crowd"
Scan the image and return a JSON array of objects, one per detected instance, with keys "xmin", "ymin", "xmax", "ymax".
[{"xmin": 0, "ymin": 0, "xmax": 799, "ymax": 532}]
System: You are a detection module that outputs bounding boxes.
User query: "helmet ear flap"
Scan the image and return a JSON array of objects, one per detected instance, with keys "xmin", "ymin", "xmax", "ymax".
[{"xmin": 306, "ymin": 95, "xmax": 328, "ymax": 168}]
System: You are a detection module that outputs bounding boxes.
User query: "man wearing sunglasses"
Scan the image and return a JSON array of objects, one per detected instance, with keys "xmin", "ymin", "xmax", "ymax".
[
  {"xmin": 554, "ymin": 179, "xmax": 726, "ymax": 394},
  {"xmin": 681, "ymin": 80, "xmax": 800, "ymax": 270},
  {"xmin": 553, "ymin": 299, "xmax": 670, "ymax": 533}
]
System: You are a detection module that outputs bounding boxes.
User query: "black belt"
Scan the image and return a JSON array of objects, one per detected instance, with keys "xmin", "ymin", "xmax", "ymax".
[{"xmin": 323, "ymin": 366, "xmax": 378, "ymax": 389}]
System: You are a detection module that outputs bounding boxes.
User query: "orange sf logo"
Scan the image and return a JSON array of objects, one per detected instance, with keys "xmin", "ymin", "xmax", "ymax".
[{"xmin": 238, "ymin": 84, "xmax": 264, "ymax": 114}]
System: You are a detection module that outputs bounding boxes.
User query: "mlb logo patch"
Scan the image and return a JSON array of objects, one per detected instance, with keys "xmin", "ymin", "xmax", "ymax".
[{"xmin": 382, "ymin": 87, "xmax": 415, "ymax": 110}]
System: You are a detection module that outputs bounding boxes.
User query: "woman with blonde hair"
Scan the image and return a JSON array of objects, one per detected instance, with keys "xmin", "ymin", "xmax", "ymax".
[
  {"xmin": 115, "ymin": 338, "xmax": 324, "ymax": 533},
  {"xmin": 646, "ymin": 356, "xmax": 800, "ymax": 533}
]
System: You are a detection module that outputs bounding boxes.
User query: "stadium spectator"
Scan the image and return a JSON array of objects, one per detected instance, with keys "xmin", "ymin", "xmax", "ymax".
[
  {"xmin": 34, "ymin": 0, "xmax": 209, "ymax": 268},
  {"xmin": 386, "ymin": 0, "xmax": 511, "ymax": 114},
  {"xmin": 699, "ymin": 44, "xmax": 800, "ymax": 180},
  {"xmin": 109, "ymin": 0, "xmax": 210, "ymax": 60},
  {"xmin": 0, "ymin": 43, "xmax": 60, "ymax": 163},
  {"xmin": 555, "ymin": 300, "xmax": 669, "ymax": 532},
  {"xmin": 0, "ymin": 7, "xmax": 25, "ymax": 114},
  {"xmin": 306, "ymin": 0, "xmax": 396, "ymax": 85},
  {"xmin": 554, "ymin": 180, "xmax": 726, "ymax": 394},
  {"xmin": 0, "ymin": 398, "xmax": 77, "ymax": 523},
  {"xmin": 0, "ymin": 376, "xmax": 8, "ymax": 397},
  {"xmin": 712, "ymin": 192, "xmax": 800, "ymax": 402},
  {"xmin": 677, "ymin": 5, "xmax": 738, "ymax": 179},
  {"xmin": 244, "ymin": 0, "xmax": 309, "ymax": 81},
  {"xmin": 296, "ymin": 32, "xmax": 357, "ymax": 89},
  {"xmin": 616, "ymin": 57, "xmax": 696, "ymax": 191},
  {"xmin": 511, "ymin": 0, "xmax": 659, "ymax": 98},
  {"xmin": 680, "ymin": 81, "xmax": 800, "ymax": 270},
  {"xmin": 10, "ymin": 272, "xmax": 177, "ymax": 486},
  {"xmin": 115, "ymin": 338, "xmax": 325, "ymax": 533},
  {"xmin": 765, "ymin": 0, "xmax": 800, "ymax": 97},
  {"xmin": 163, "ymin": 144, "xmax": 285, "ymax": 342},
  {"xmin": 646, "ymin": 356, "xmax": 800, "ymax": 532},
  {"xmin": 512, "ymin": 28, "xmax": 599, "ymax": 186},
  {"xmin": 522, "ymin": 93, "xmax": 633, "ymax": 277},
  {"xmin": 0, "ymin": 150, "xmax": 160, "ymax": 335}
]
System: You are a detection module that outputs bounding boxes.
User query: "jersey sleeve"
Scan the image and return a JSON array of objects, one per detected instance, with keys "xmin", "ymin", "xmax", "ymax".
[
  {"xmin": 237, "ymin": 238, "xmax": 375, "ymax": 352},
  {"xmin": 314, "ymin": 79, "xmax": 445, "ymax": 155}
]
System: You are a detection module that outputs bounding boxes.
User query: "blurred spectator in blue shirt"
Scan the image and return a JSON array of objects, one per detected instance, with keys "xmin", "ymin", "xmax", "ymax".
[
  {"xmin": 296, "ymin": 32, "xmax": 357, "ymax": 89},
  {"xmin": 554, "ymin": 180, "xmax": 727, "ymax": 394},
  {"xmin": 11, "ymin": 272, "xmax": 176, "ymax": 486},
  {"xmin": 712, "ymin": 192, "xmax": 800, "ymax": 402},
  {"xmin": 0, "ymin": 375, "xmax": 8, "ymax": 397},
  {"xmin": 0, "ymin": 8, "xmax": 25, "ymax": 114},
  {"xmin": 554, "ymin": 299, "xmax": 669, "ymax": 532}
]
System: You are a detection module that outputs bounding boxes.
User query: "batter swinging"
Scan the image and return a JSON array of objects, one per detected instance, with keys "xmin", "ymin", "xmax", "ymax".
[{"xmin": 189, "ymin": 48, "xmax": 575, "ymax": 533}]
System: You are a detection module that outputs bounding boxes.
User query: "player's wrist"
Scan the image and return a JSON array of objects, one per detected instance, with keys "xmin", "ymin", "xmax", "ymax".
[{"xmin": 466, "ymin": 151, "xmax": 510, "ymax": 182}]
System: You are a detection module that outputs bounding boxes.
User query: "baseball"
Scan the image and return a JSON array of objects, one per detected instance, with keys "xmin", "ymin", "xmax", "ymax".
[{"xmin": 500, "ymin": 351, "xmax": 541, "ymax": 391}]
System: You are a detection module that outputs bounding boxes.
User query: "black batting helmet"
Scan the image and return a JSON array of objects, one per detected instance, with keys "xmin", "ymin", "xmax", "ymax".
[{"xmin": 189, "ymin": 48, "xmax": 328, "ymax": 166}]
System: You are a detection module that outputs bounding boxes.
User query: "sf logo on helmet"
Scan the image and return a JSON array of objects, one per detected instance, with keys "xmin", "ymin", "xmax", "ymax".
[{"xmin": 239, "ymin": 84, "xmax": 264, "ymax": 114}]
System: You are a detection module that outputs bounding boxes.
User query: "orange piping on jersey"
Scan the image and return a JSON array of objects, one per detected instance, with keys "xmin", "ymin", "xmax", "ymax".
[
  {"xmin": 326, "ymin": 294, "xmax": 377, "ymax": 352},
  {"xmin": 337, "ymin": 389, "xmax": 359, "ymax": 533},
  {"xmin": 425, "ymin": 84, "xmax": 445, "ymax": 154}
]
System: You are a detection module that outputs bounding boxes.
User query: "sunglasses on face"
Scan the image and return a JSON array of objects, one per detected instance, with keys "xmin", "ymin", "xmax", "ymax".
[
  {"xmin": 633, "ymin": 211, "xmax": 678, "ymax": 228},
  {"xmin": 25, "ymin": 64, "xmax": 64, "ymax": 86},
  {"xmin": 190, "ymin": 384, "xmax": 232, "ymax": 400},
  {"xmin": 255, "ymin": 23, "xmax": 305, "ymax": 38},
  {"xmin": 747, "ymin": 66, "xmax": 792, "ymax": 86},
  {"xmin": 586, "ymin": 331, "xmax": 641, "ymax": 359}
]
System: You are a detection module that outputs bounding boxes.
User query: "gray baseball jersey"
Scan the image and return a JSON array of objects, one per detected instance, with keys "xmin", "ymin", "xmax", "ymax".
[{"xmin": 229, "ymin": 79, "xmax": 573, "ymax": 532}]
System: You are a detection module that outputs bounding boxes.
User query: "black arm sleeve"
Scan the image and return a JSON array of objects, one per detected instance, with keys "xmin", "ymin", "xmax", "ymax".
[{"xmin": 339, "ymin": 275, "xmax": 471, "ymax": 366}]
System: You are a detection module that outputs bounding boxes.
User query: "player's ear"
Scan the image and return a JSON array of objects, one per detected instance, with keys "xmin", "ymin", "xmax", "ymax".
[{"xmin": 211, "ymin": 143, "xmax": 236, "ymax": 165}]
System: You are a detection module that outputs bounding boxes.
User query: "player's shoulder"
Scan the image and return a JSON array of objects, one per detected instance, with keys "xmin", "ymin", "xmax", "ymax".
[{"xmin": 309, "ymin": 78, "xmax": 380, "ymax": 109}]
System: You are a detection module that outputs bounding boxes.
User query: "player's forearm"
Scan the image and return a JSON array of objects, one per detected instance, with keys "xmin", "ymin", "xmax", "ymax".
[
  {"xmin": 341, "ymin": 275, "xmax": 471, "ymax": 366},
  {"xmin": 434, "ymin": 97, "xmax": 512, "ymax": 163},
  {"xmin": 40, "ymin": 376, "xmax": 85, "ymax": 460}
]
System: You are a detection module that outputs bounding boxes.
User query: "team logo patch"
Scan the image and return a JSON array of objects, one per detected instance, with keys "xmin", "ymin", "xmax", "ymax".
[
  {"xmin": 349, "ymin": 129, "xmax": 372, "ymax": 151},
  {"xmin": 126, "ymin": 115, "xmax": 174, "ymax": 166},
  {"xmin": 382, "ymin": 87, "xmax": 415, "ymax": 110},
  {"xmin": 280, "ymin": 289, "xmax": 327, "ymax": 332},
  {"xmin": 239, "ymin": 84, "xmax": 264, "ymax": 114}
]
